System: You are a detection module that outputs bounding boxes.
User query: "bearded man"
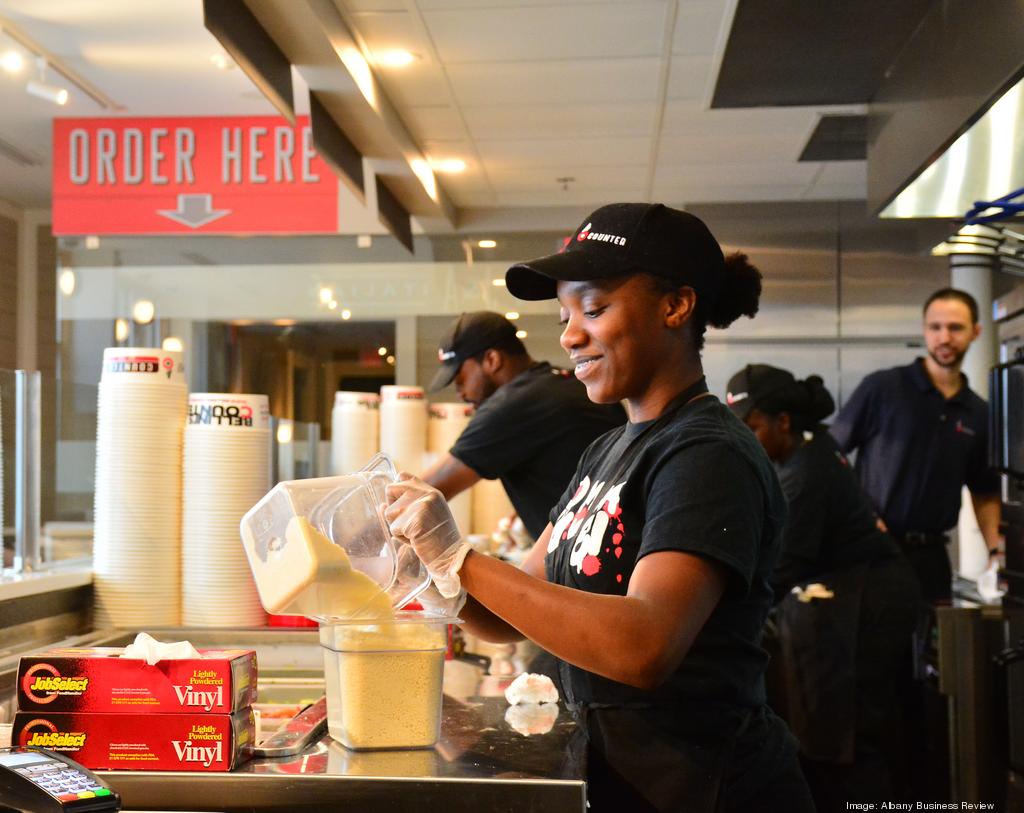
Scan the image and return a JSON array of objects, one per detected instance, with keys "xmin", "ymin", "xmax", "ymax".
[{"xmin": 829, "ymin": 288, "xmax": 1003, "ymax": 601}]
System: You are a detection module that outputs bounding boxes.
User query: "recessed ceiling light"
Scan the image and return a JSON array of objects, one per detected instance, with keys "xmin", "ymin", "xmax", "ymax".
[
  {"xmin": 376, "ymin": 50, "xmax": 419, "ymax": 68},
  {"xmin": 430, "ymin": 158, "xmax": 466, "ymax": 173},
  {"xmin": 132, "ymin": 299, "xmax": 155, "ymax": 324},
  {"xmin": 1, "ymin": 50, "xmax": 24, "ymax": 74},
  {"xmin": 319, "ymin": 286, "xmax": 333, "ymax": 304},
  {"xmin": 162, "ymin": 336, "xmax": 184, "ymax": 352},
  {"xmin": 85, "ymin": 235, "xmax": 100, "ymax": 249},
  {"xmin": 272, "ymin": 318, "xmax": 296, "ymax": 326},
  {"xmin": 491, "ymin": 278, "xmax": 506, "ymax": 287},
  {"xmin": 378, "ymin": 346, "xmax": 388, "ymax": 356},
  {"xmin": 341, "ymin": 309, "xmax": 352, "ymax": 320},
  {"xmin": 515, "ymin": 330, "xmax": 528, "ymax": 339},
  {"xmin": 386, "ymin": 355, "xmax": 395, "ymax": 365},
  {"xmin": 210, "ymin": 53, "xmax": 234, "ymax": 70},
  {"xmin": 478, "ymin": 239, "xmax": 497, "ymax": 249},
  {"xmin": 504, "ymin": 311, "xmax": 519, "ymax": 320},
  {"xmin": 114, "ymin": 318, "xmax": 129, "ymax": 342},
  {"xmin": 328, "ymin": 300, "xmax": 338, "ymax": 310}
]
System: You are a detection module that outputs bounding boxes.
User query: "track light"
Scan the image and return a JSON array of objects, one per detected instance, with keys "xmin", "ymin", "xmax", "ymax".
[
  {"xmin": 27, "ymin": 78, "xmax": 68, "ymax": 105},
  {"xmin": 26, "ymin": 58, "xmax": 68, "ymax": 105}
]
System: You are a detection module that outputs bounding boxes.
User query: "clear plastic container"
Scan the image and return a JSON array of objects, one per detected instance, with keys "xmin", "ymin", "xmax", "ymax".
[
  {"xmin": 320, "ymin": 613, "xmax": 452, "ymax": 750},
  {"xmin": 239, "ymin": 453, "xmax": 430, "ymax": 618}
]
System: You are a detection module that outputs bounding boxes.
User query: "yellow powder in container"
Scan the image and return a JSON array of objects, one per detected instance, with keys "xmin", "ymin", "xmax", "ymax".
[{"xmin": 322, "ymin": 619, "xmax": 447, "ymax": 750}]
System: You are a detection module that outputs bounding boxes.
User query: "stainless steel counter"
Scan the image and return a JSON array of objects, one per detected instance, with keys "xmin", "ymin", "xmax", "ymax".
[{"xmin": 97, "ymin": 695, "xmax": 585, "ymax": 812}]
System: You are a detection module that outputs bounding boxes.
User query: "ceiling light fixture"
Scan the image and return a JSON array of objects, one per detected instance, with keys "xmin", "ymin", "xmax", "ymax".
[
  {"xmin": 376, "ymin": 50, "xmax": 418, "ymax": 68},
  {"xmin": 341, "ymin": 309, "xmax": 352, "ymax": 320},
  {"xmin": 1, "ymin": 20, "xmax": 119, "ymax": 110},
  {"xmin": 210, "ymin": 53, "xmax": 234, "ymax": 71},
  {"xmin": 386, "ymin": 355, "xmax": 395, "ymax": 365},
  {"xmin": 114, "ymin": 318, "xmax": 129, "ymax": 342},
  {"xmin": 515, "ymin": 330, "xmax": 528, "ymax": 339},
  {"xmin": 491, "ymin": 278, "xmax": 506, "ymax": 287},
  {"xmin": 26, "ymin": 56, "xmax": 69, "ymax": 106},
  {"xmin": 328, "ymin": 300, "xmax": 338, "ymax": 310},
  {"xmin": 504, "ymin": 311, "xmax": 519, "ymax": 320},
  {"xmin": 430, "ymin": 158, "xmax": 466, "ymax": 174},
  {"xmin": 59, "ymin": 269, "xmax": 76, "ymax": 296},
  {"xmin": 162, "ymin": 336, "xmax": 184, "ymax": 352},
  {"xmin": 377, "ymin": 346, "xmax": 388, "ymax": 357},
  {"xmin": 132, "ymin": 299, "xmax": 155, "ymax": 324},
  {"xmin": 478, "ymin": 239, "xmax": 497, "ymax": 249},
  {"xmin": 1, "ymin": 49, "xmax": 23, "ymax": 74},
  {"xmin": 319, "ymin": 286, "xmax": 333, "ymax": 304},
  {"xmin": 85, "ymin": 235, "xmax": 100, "ymax": 249}
]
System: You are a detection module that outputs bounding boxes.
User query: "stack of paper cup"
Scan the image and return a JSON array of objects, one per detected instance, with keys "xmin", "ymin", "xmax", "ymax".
[
  {"xmin": 379, "ymin": 385, "xmax": 426, "ymax": 474},
  {"xmin": 472, "ymin": 477, "xmax": 516, "ymax": 536},
  {"xmin": 182, "ymin": 393, "xmax": 271, "ymax": 627},
  {"xmin": 92, "ymin": 347, "xmax": 187, "ymax": 627},
  {"xmin": 330, "ymin": 391, "xmax": 380, "ymax": 475},
  {"xmin": 427, "ymin": 402, "xmax": 474, "ymax": 533}
]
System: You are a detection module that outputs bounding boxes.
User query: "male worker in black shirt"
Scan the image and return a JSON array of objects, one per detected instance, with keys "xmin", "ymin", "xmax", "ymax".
[
  {"xmin": 829, "ymin": 287, "xmax": 1003, "ymax": 602},
  {"xmin": 422, "ymin": 311, "xmax": 626, "ymax": 540}
]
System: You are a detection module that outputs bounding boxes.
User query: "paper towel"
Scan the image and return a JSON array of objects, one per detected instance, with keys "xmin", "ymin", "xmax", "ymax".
[{"xmin": 505, "ymin": 672, "xmax": 559, "ymax": 705}]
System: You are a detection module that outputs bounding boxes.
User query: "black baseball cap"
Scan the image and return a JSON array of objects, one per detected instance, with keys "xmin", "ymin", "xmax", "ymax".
[
  {"xmin": 724, "ymin": 364, "xmax": 797, "ymax": 420},
  {"xmin": 505, "ymin": 203, "xmax": 725, "ymax": 302},
  {"xmin": 428, "ymin": 311, "xmax": 518, "ymax": 392}
]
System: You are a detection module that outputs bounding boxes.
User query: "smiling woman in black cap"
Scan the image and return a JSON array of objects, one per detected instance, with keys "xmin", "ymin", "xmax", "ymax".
[
  {"xmin": 385, "ymin": 203, "xmax": 815, "ymax": 812},
  {"xmin": 725, "ymin": 363, "xmax": 920, "ymax": 810}
]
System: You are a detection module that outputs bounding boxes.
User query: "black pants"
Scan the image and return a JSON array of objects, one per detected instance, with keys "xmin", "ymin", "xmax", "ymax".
[
  {"xmin": 900, "ymin": 542, "xmax": 952, "ymax": 603},
  {"xmin": 581, "ymin": 705, "xmax": 816, "ymax": 813}
]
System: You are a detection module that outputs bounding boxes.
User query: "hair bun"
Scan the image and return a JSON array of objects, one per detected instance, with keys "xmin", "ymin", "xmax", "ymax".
[
  {"xmin": 707, "ymin": 252, "xmax": 762, "ymax": 329},
  {"xmin": 801, "ymin": 375, "xmax": 835, "ymax": 422}
]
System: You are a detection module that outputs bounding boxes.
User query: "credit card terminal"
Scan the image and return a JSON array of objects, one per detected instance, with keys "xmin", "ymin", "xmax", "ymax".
[{"xmin": 0, "ymin": 747, "xmax": 120, "ymax": 812}]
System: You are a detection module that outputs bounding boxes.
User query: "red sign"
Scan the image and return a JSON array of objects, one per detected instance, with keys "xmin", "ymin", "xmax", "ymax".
[{"xmin": 52, "ymin": 116, "xmax": 339, "ymax": 235}]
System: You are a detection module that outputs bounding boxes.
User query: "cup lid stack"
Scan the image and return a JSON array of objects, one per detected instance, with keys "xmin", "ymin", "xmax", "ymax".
[
  {"xmin": 182, "ymin": 393, "xmax": 271, "ymax": 627},
  {"xmin": 92, "ymin": 347, "xmax": 187, "ymax": 627},
  {"xmin": 330, "ymin": 391, "xmax": 380, "ymax": 476}
]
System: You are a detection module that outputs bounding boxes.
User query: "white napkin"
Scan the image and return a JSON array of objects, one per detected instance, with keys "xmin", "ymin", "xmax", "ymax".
[
  {"xmin": 977, "ymin": 561, "xmax": 1005, "ymax": 603},
  {"xmin": 120, "ymin": 632, "xmax": 202, "ymax": 666},
  {"xmin": 504, "ymin": 672, "xmax": 559, "ymax": 705},
  {"xmin": 505, "ymin": 702, "xmax": 559, "ymax": 736}
]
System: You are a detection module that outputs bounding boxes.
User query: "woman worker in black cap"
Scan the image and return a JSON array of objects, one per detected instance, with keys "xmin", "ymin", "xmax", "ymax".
[
  {"xmin": 725, "ymin": 364, "xmax": 920, "ymax": 810},
  {"xmin": 385, "ymin": 203, "xmax": 815, "ymax": 812}
]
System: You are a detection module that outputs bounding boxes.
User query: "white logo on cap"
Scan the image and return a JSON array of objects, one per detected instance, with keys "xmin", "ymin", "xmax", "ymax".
[
  {"xmin": 726, "ymin": 391, "xmax": 748, "ymax": 405},
  {"xmin": 438, "ymin": 349, "xmax": 457, "ymax": 362},
  {"xmin": 576, "ymin": 221, "xmax": 627, "ymax": 247}
]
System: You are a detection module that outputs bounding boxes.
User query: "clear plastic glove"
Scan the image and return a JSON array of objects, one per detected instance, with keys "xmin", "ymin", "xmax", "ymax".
[
  {"xmin": 416, "ymin": 583, "xmax": 467, "ymax": 618},
  {"xmin": 385, "ymin": 474, "xmax": 471, "ymax": 599}
]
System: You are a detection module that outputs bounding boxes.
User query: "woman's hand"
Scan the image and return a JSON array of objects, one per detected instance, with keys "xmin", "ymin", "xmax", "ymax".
[{"xmin": 384, "ymin": 474, "xmax": 471, "ymax": 598}]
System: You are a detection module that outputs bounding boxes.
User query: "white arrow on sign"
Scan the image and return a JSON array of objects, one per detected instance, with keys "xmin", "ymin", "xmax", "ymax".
[{"xmin": 157, "ymin": 194, "xmax": 231, "ymax": 228}]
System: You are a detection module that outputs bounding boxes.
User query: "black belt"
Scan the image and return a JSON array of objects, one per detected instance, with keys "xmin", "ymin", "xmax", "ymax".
[{"xmin": 896, "ymin": 531, "xmax": 949, "ymax": 548}]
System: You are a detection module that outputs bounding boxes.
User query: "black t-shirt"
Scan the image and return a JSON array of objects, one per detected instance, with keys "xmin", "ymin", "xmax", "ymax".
[
  {"xmin": 772, "ymin": 427, "xmax": 901, "ymax": 600},
  {"xmin": 451, "ymin": 362, "xmax": 626, "ymax": 539},
  {"xmin": 545, "ymin": 379, "xmax": 787, "ymax": 722},
  {"xmin": 829, "ymin": 358, "xmax": 999, "ymax": 536}
]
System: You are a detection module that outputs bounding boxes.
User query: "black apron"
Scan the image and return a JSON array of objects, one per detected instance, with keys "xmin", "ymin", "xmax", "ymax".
[{"xmin": 773, "ymin": 560, "xmax": 869, "ymax": 764}]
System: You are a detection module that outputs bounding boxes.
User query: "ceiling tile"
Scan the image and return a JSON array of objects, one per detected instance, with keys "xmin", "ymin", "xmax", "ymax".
[
  {"xmin": 664, "ymin": 55, "xmax": 712, "ymax": 100},
  {"xmin": 462, "ymin": 102, "xmax": 656, "ymax": 139},
  {"xmin": 802, "ymin": 182, "xmax": 866, "ymax": 200},
  {"xmin": 484, "ymin": 164, "xmax": 650, "ymax": 190},
  {"xmin": 475, "ymin": 136, "xmax": 652, "ymax": 169},
  {"xmin": 401, "ymin": 106, "xmax": 468, "ymax": 141},
  {"xmin": 661, "ymin": 103, "xmax": 821, "ymax": 136},
  {"xmin": 653, "ymin": 161, "xmax": 819, "ymax": 186},
  {"xmin": 423, "ymin": 4, "xmax": 667, "ymax": 62},
  {"xmin": 447, "ymin": 58, "xmax": 662, "ymax": 106},
  {"xmin": 672, "ymin": 0, "xmax": 730, "ymax": 56},
  {"xmin": 495, "ymin": 188, "xmax": 648, "ymax": 207},
  {"xmin": 651, "ymin": 182, "xmax": 810, "ymax": 203},
  {"xmin": 657, "ymin": 132, "xmax": 805, "ymax": 163}
]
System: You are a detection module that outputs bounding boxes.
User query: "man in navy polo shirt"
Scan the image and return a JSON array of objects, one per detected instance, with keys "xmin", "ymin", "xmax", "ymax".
[{"xmin": 830, "ymin": 288, "xmax": 1002, "ymax": 602}]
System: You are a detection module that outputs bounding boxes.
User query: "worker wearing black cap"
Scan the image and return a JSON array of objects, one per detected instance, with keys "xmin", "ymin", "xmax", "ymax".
[
  {"xmin": 423, "ymin": 310, "xmax": 625, "ymax": 541},
  {"xmin": 386, "ymin": 203, "xmax": 815, "ymax": 812},
  {"xmin": 726, "ymin": 363, "xmax": 920, "ymax": 811}
]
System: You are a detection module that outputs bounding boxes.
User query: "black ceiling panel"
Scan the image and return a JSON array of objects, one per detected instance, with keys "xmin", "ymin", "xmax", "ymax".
[
  {"xmin": 799, "ymin": 115, "xmax": 867, "ymax": 161},
  {"xmin": 712, "ymin": 0, "xmax": 933, "ymax": 108}
]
